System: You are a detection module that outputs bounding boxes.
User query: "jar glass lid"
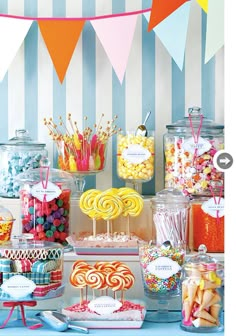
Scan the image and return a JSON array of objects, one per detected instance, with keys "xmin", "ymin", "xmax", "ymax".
[
  {"xmin": 166, "ymin": 107, "xmax": 224, "ymax": 131},
  {"xmin": 151, "ymin": 188, "xmax": 189, "ymax": 206},
  {"xmin": 0, "ymin": 129, "xmax": 46, "ymax": 147}
]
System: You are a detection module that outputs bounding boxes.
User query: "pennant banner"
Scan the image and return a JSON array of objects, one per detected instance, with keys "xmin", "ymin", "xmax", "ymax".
[
  {"xmin": 196, "ymin": 0, "xmax": 208, "ymax": 13},
  {"xmin": 38, "ymin": 20, "xmax": 85, "ymax": 83},
  {"xmin": 148, "ymin": 0, "xmax": 189, "ymax": 31},
  {"xmin": 91, "ymin": 15, "xmax": 138, "ymax": 84},
  {"xmin": 0, "ymin": 16, "xmax": 33, "ymax": 81},
  {"xmin": 145, "ymin": 1, "xmax": 191, "ymax": 70},
  {"xmin": 205, "ymin": 0, "xmax": 224, "ymax": 64}
]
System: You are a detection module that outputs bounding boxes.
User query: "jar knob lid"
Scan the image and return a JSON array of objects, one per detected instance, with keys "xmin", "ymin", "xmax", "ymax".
[
  {"xmin": 198, "ymin": 244, "xmax": 207, "ymax": 254},
  {"xmin": 188, "ymin": 106, "xmax": 203, "ymax": 117},
  {"xmin": 40, "ymin": 157, "xmax": 51, "ymax": 167}
]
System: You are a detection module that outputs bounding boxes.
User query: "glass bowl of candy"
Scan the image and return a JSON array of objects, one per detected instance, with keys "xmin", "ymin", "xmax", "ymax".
[
  {"xmin": 117, "ymin": 131, "xmax": 155, "ymax": 193},
  {"xmin": 44, "ymin": 114, "xmax": 119, "ymax": 198},
  {"xmin": 15, "ymin": 159, "xmax": 75, "ymax": 245},
  {"xmin": 0, "ymin": 204, "xmax": 15, "ymax": 244},
  {"xmin": 0, "ymin": 129, "xmax": 47, "ymax": 198}
]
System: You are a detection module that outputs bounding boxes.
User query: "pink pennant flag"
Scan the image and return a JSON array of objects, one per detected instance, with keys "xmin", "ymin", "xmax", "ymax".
[
  {"xmin": 91, "ymin": 15, "xmax": 138, "ymax": 84},
  {"xmin": 0, "ymin": 16, "xmax": 33, "ymax": 81}
]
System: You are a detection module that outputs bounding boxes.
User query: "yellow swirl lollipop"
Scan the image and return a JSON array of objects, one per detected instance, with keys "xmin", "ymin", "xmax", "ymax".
[
  {"xmin": 94, "ymin": 189, "xmax": 123, "ymax": 221},
  {"xmin": 118, "ymin": 187, "xmax": 144, "ymax": 217}
]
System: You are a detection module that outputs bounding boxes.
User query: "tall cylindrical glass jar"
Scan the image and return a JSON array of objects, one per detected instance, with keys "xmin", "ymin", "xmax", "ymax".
[
  {"xmin": 164, "ymin": 107, "xmax": 224, "ymax": 196},
  {"xmin": 180, "ymin": 244, "xmax": 224, "ymax": 333}
]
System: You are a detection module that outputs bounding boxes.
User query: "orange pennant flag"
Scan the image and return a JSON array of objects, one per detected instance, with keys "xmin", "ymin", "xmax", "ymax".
[
  {"xmin": 148, "ymin": 0, "xmax": 189, "ymax": 31},
  {"xmin": 38, "ymin": 19, "xmax": 85, "ymax": 83}
]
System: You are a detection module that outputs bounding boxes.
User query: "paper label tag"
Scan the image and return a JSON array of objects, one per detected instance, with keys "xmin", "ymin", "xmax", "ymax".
[
  {"xmin": 1, "ymin": 275, "xmax": 36, "ymax": 299},
  {"xmin": 201, "ymin": 197, "xmax": 224, "ymax": 218},
  {"xmin": 147, "ymin": 256, "xmax": 181, "ymax": 279},
  {"xmin": 182, "ymin": 136, "xmax": 212, "ymax": 156},
  {"xmin": 122, "ymin": 144, "xmax": 151, "ymax": 164},
  {"xmin": 31, "ymin": 181, "xmax": 62, "ymax": 202},
  {"xmin": 88, "ymin": 296, "xmax": 122, "ymax": 315}
]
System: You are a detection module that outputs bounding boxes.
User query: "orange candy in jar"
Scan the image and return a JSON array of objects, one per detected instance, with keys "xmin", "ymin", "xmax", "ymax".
[{"xmin": 191, "ymin": 182, "xmax": 224, "ymax": 252}]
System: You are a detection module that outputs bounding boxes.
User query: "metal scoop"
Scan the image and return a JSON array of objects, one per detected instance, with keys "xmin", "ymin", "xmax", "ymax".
[
  {"xmin": 36, "ymin": 311, "xmax": 89, "ymax": 333},
  {"xmin": 136, "ymin": 111, "xmax": 151, "ymax": 136}
]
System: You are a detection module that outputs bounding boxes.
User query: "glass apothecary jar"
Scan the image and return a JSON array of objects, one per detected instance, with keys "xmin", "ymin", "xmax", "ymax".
[
  {"xmin": 138, "ymin": 188, "xmax": 189, "ymax": 323},
  {"xmin": 117, "ymin": 130, "xmax": 155, "ymax": 192},
  {"xmin": 15, "ymin": 159, "xmax": 75, "ymax": 245},
  {"xmin": 0, "ymin": 204, "xmax": 15, "ymax": 244},
  {"xmin": 180, "ymin": 244, "xmax": 224, "ymax": 333},
  {"xmin": 191, "ymin": 182, "xmax": 224, "ymax": 252},
  {"xmin": 0, "ymin": 129, "xmax": 47, "ymax": 198},
  {"xmin": 164, "ymin": 107, "xmax": 224, "ymax": 196}
]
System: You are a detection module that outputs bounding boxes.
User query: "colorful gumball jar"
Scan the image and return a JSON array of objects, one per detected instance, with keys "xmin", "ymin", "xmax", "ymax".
[
  {"xmin": 164, "ymin": 107, "xmax": 224, "ymax": 196},
  {"xmin": 16, "ymin": 159, "xmax": 75, "ymax": 245}
]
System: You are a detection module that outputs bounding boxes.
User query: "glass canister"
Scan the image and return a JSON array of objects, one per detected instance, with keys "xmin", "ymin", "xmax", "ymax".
[
  {"xmin": 117, "ymin": 130, "xmax": 155, "ymax": 192},
  {"xmin": 164, "ymin": 107, "xmax": 224, "ymax": 196},
  {"xmin": 138, "ymin": 188, "xmax": 189, "ymax": 322},
  {"xmin": 15, "ymin": 159, "xmax": 75, "ymax": 245},
  {"xmin": 191, "ymin": 182, "xmax": 224, "ymax": 253},
  {"xmin": 180, "ymin": 244, "xmax": 224, "ymax": 332},
  {"xmin": 0, "ymin": 129, "xmax": 47, "ymax": 198}
]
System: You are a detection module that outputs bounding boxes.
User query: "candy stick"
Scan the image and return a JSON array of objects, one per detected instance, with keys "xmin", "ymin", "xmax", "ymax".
[
  {"xmin": 127, "ymin": 215, "xmax": 130, "ymax": 238},
  {"xmin": 92, "ymin": 218, "xmax": 96, "ymax": 238},
  {"xmin": 106, "ymin": 220, "xmax": 111, "ymax": 237}
]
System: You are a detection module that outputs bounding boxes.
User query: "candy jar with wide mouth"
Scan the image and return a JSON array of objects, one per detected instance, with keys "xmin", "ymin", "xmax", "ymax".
[
  {"xmin": 117, "ymin": 130, "xmax": 155, "ymax": 193},
  {"xmin": 138, "ymin": 188, "xmax": 190, "ymax": 323},
  {"xmin": 180, "ymin": 244, "xmax": 224, "ymax": 333},
  {"xmin": 164, "ymin": 107, "xmax": 224, "ymax": 196},
  {"xmin": 15, "ymin": 158, "xmax": 75, "ymax": 246},
  {"xmin": 0, "ymin": 129, "xmax": 47, "ymax": 198}
]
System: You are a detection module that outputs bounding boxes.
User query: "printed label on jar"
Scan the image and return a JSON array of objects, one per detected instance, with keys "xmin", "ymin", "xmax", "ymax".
[
  {"xmin": 147, "ymin": 257, "xmax": 181, "ymax": 279},
  {"xmin": 201, "ymin": 197, "xmax": 224, "ymax": 218},
  {"xmin": 31, "ymin": 181, "xmax": 62, "ymax": 202},
  {"xmin": 1, "ymin": 275, "xmax": 36, "ymax": 299},
  {"xmin": 182, "ymin": 136, "xmax": 212, "ymax": 156},
  {"xmin": 88, "ymin": 296, "xmax": 122, "ymax": 315},
  {"xmin": 122, "ymin": 144, "xmax": 151, "ymax": 164}
]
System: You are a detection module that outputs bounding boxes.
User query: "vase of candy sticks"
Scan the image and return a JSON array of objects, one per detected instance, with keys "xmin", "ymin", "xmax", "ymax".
[{"xmin": 44, "ymin": 114, "xmax": 120, "ymax": 198}]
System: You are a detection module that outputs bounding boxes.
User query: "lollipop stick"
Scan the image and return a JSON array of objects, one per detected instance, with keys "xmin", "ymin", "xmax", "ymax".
[
  {"xmin": 80, "ymin": 288, "xmax": 83, "ymax": 304},
  {"xmin": 92, "ymin": 218, "xmax": 96, "ymax": 238},
  {"xmin": 107, "ymin": 220, "xmax": 111, "ymax": 237},
  {"xmin": 127, "ymin": 215, "xmax": 130, "ymax": 238}
]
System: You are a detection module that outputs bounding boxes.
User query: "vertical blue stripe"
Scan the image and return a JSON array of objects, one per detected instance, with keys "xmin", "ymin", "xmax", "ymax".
[
  {"xmin": 112, "ymin": 0, "xmax": 126, "ymax": 189},
  {"xmin": 82, "ymin": 0, "xmax": 96, "ymax": 190},
  {"xmin": 24, "ymin": 0, "xmax": 38, "ymax": 140},
  {"xmin": 0, "ymin": 0, "xmax": 8, "ymax": 142},
  {"xmin": 201, "ymin": 10, "xmax": 215, "ymax": 120},
  {"xmin": 172, "ymin": 61, "xmax": 185, "ymax": 122},
  {"xmin": 142, "ymin": 1, "xmax": 155, "ymax": 196},
  {"xmin": 53, "ymin": 0, "xmax": 66, "ymax": 167}
]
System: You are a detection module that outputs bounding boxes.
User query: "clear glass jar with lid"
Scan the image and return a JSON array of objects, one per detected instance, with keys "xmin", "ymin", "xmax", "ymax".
[
  {"xmin": 180, "ymin": 244, "xmax": 224, "ymax": 332},
  {"xmin": 0, "ymin": 129, "xmax": 47, "ymax": 198},
  {"xmin": 164, "ymin": 107, "xmax": 224, "ymax": 196},
  {"xmin": 15, "ymin": 159, "xmax": 75, "ymax": 246}
]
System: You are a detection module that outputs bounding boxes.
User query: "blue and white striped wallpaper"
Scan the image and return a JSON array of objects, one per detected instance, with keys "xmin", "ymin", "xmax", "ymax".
[{"xmin": 0, "ymin": 0, "xmax": 224, "ymax": 195}]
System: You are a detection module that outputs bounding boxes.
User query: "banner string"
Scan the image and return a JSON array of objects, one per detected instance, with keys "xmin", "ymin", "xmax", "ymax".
[{"xmin": 0, "ymin": 7, "xmax": 151, "ymax": 21}]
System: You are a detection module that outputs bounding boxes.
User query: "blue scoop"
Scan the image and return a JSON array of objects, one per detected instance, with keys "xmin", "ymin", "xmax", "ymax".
[{"xmin": 36, "ymin": 311, "xmax": 89, "ymax": 333}]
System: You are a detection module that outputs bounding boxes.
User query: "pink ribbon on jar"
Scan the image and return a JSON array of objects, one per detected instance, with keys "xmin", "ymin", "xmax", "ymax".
[
  {"xmin": 39, "ymin": 165, "xmax": 50, "ymax": 213},
  {"xmin": 188, "ymin": 112, "xmax": 204, "ymax": 165}
]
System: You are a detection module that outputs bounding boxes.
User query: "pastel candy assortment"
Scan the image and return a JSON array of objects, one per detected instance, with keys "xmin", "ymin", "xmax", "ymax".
[
  {"xmin": 139, "ymin": 244, "xmax": 185, "ymax": 294},
  {"xmin": 19, "ymin": 188, "xmax": 71, "ymax": 245},
  {"xmin": 164, "ymin": 136, "xmax": 224, "ymax": 195},
  {"xmin": 117, "ymin": 133, "xmax": 155, "ymax": 182},
  {"xmin": 0, "ymin": 152, "xmax": 44, "ymax": 198}
]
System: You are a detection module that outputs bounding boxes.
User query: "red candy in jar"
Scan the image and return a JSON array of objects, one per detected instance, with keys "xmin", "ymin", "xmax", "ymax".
[
  {"xmin": 164, "ymin": 107, "xmax": 224, "ymax": 196},
  {"xmin": 16, "ymin": 159, "xmax": 75, "ymax": 245}
]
